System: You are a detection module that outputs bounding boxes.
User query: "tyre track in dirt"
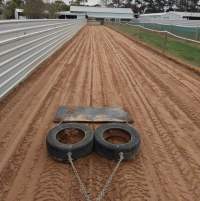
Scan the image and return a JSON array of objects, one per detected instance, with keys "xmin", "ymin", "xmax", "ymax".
[
  {"xmin": 106, "ymin": 27, "xmax": 200, "ymax": 91},
  {"xmin": 32, "ymin": 29, "xmax": 92, "ymax": 201},
  {"xmin": 25, "ymin": 37, "xmax": 90, "ymax": 201},
  {"xmin": 105, "ymin": 28, "xmax": 197, "ymax": 199},
  {"xmin": 99, "ymin": 27, "xmax": 195, "ymax": 201},
  {"xmin": 103, "ymin": 27, "xmax": 200, "ymax": 201},
  {"xmin": 87, "ymin": 28, "xmax": 115, "ymax": 201},
  {"xmin": 111, "ymin": 36, "xmax": 200, "ymax": 158},
  {"xmin": 106, "ymin": 29, "xmax": 200, "ymax": 145},
  {"xmin": 32, "ymin": 27, "xmax": 99, "ymax": 201},
  {"xmin": 101, "ymin": 29, "xmax": 164, "ymax": 201},
  {"xmin": 111, "ymin": 31, "xmax": 199, "ymax": 165},
  {"xmin": 20, "ymin": 32, "xmax": 89, "ymax": 201},
  {"xmin": 107, "ymin": 30, "xmax": 200, "ymax": 149},
  {"xmin": 0, "ymin": 25, "xmax": 200, "ymax": 201},
  {"xmin": 91, "ymin": 28, "xmax": 151, "ymax": 201},
  {"xmin": 117, "ymin": 30, "xmax": 200, "ymax": 110},
  {"xmin": 106, "ymin": 28, "xmax": 200, "ymax": 112},
  {"xmin": 89, "ymin": 28, "xmax": 120, "ymax": 201},
  {"xmin": 105, "ymin": 28, "xmax": 200, "ymax": 127}
]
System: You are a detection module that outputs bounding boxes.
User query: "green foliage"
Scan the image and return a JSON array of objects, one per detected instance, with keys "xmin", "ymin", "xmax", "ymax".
[
  {"xmin": 130, "ymin": 0, "xmax": 200, "ymax": 13},
  {"xmin": 24, "ymin": 0, "xmax": 45, "ymax": 19},
  {"xmin": 0, "ymin": 0, "xmax": 3, "ymax": 16},
  {"xmin": 2, "ymin": 3, "xmax": 15, "ymax": 19},
  {"xmin": 2, "ymin": 0, "xmax": 24, "ymax": 19},
  {"xmin": 71, "ymin": 0, "xmax": 81, "ymax": 6},
  {"xmin": 47, "ymin": 0, "xmax": 69, "ymax": 18}
]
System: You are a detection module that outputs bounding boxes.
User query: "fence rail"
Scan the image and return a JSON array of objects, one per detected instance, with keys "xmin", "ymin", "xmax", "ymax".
[
  {"xmin": 134, "ymin": 18, "xmax": 200, "ymax": 27},
  {"xmin": 107, "ymin": 21, "xmax": 200, "ymax": 67},
  {"xmin": 0, "ymin": 19, "xmax": 86, "ymax": 98},
  {"xmin": 130, "ymin": 20, "xmax": 200, "ymax": 41},
  {"xmin": 126, "ymin": 22, "xmax": 200, "ymax": 45}
]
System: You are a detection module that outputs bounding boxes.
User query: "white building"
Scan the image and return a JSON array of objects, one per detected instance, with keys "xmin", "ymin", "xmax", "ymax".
[
  {"xmin": 15, "ymin": 8, "xmax": 25, "ymax": 20},
  {"xmin": 43, "ymin": 0, "xmax": 71, "ymax": 5},
  {"xmin": 69, "ymin": 6, "xmax": 134, "ymax": 21},
  {"xmin": 57, "ymin": 11, "xmax": 86, "ymax": 19}
]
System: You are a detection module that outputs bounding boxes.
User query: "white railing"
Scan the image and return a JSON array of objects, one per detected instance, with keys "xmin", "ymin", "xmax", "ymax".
[
  {"xmin": 134, "ymin": 18, "xmax": 200, "ymax": 27},
  {"xmin": 129, "ymin": 19, "xmax": 200, "ymax": 41},
  {"xmin": 126, "ymin": 22, "xmax": 200, "ymax": 45},
  {"xmin": 0, "ymin": 19, "xmax": 86, "ymax": 98}
]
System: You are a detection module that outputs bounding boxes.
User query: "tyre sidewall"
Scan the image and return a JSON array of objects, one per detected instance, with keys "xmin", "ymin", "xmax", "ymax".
[
  {"xmin": 46, "ymin": 123, "xmax": 93, "ymax": 161},
  {"xmin": 94, "ymin": 123, "xmax": 140, "ymax": 160}
]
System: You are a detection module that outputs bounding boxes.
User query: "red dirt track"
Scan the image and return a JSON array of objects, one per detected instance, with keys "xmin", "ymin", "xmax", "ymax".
[{"xmin": 0, "ymin": 25, "xmax": 200, "ymax": 201}]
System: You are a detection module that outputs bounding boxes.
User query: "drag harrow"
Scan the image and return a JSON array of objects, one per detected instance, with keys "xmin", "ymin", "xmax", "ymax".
[{"xmin": 46, "ymin": 106, "xmax": 141, "ymax": 201}]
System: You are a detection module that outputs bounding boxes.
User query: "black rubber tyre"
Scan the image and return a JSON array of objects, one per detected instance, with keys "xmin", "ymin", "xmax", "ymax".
[
  {"xmin": 46, "ymin": 123, "xmax": 93, "ymax": 162},
  {"xmin": 94, "ymin": 123, "xmax": 140, "ymax": 160}
]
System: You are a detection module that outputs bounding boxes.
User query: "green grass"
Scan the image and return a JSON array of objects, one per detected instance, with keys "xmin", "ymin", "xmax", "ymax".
[{"xmin": 108, "ymin": 24, "xmax": 200, "ymax": 67}]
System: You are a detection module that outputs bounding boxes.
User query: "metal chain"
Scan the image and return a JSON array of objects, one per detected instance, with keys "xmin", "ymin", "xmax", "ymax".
[
  {"xmin": 95, "ymin": 152, "xmax": 124, "ymax": 201},
  {"xmin": 67, "ymin": 152, "xmax": 124, "ymax": 201},
  {"xmin": 67, "ymin": 152, "xmax": 92, "ymax": 201}
]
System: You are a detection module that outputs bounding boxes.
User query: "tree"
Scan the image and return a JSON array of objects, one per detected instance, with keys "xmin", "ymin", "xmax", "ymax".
[
  {"xmin": 187, "ymin": 0, "xmax": 199, "ymax": 11},
  {"xmin": 130, "ymin": 0, "xmax": 147, "ymax": 14},
  {"xmin": 0, "ymin": 0, "xmax": 3, "ymax": 18},
  {"xmin": 71, "ymin": 0, "xmax": 81, "ymax": 5},
  {"xmin": 24, "ymin": 0, "xmax": 45, "ymax": 19},
  {"xmin": 2, "ymin": 0, "xmax": 24, "ymax": 19},
  {"xmin": 110, "ymin": 0, "xmax": 200, "ymax": 12},
  {"xmin": 141, "ymin": 0, "xmax": 200, "ymax": 12},
  {"xmin": 70, "ymin": 0, "xmax": 88, "ymax": 6},
  {"xmin": 47, "ymin": 0, "xmax": 69, "ymax": 18}
]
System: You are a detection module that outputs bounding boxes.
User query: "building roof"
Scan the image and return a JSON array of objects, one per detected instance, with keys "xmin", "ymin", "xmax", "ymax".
[
  {"xmin": 70, "ymin": 6, "xmax": 133, "ymax": 19},
  {"xmin": 70, "ymin": 6, "xmax": 133, "ymax": 14},
  {"xmin": 57, "ymin": 11, "xmax": 86, "ymax": 16}
]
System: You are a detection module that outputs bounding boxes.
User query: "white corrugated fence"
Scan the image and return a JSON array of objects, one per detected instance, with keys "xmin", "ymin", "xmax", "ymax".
[{"xmin": 0, "ymin": 19, "xmax": 86, "ymax": 98}]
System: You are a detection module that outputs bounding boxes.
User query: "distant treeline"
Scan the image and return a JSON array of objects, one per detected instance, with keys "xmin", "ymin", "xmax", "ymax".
[
  {"xmin": 0, "ymin": 0, "xmax": 70, "ymax": 19},
  {"xmin": 104, "ymin": 0, "xmax": 200, "ymax": 13}
]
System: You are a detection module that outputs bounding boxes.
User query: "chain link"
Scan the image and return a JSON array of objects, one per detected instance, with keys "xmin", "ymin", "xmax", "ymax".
[
  {"xmin": 67, "ymin": 152, "xmax": 92, "ymax": 201},
  {"xmin": 67, "ymin": 152, "xmax": 124, "ymax": 201},
  {"xmin": 95, "ymin": 152, "xmax": 124, "ymax": 201}
]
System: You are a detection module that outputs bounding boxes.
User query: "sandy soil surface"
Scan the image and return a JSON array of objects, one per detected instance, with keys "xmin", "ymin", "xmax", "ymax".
[{"xmin": 0, "ymin": 25, "xmax": 200, "ymax": 201}]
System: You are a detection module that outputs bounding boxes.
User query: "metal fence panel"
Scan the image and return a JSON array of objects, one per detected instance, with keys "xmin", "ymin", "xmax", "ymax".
[
  {"xmin": 134, "ymin": 18, "xmax": 200, "ymax": 27},
  {"xmin": 130, "ymin": 20, "xmax": 200, "ymax": 41},
  {"xmin": 0, "ymin": 19, "xmax": 70, "ymax": 31},
  {"xmin": 0, "ymin": 19, "xmax": 86, "ymax": 98}
]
